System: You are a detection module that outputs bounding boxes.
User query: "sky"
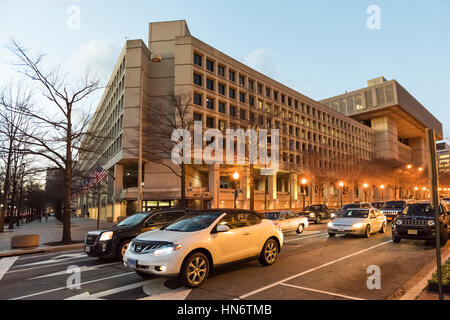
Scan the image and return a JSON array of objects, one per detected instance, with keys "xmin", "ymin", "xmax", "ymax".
[{"xmin": 0, "ymin": 0, "xmax": 449, "ymax": 138}]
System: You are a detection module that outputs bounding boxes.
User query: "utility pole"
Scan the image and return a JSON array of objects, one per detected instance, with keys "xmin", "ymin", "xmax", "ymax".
[{"xmin": 426, "ymin": 128, "xmax": 443, "ymax": 300}]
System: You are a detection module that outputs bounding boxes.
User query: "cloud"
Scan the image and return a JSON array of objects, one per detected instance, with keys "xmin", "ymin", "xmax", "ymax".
[
  {"xmin": 243, "ymin": 49, "xmax": 278, "ymax": 78},
  {"xmin": 69, "ymin": 40, "xmax": 120, "ymax": 81}
]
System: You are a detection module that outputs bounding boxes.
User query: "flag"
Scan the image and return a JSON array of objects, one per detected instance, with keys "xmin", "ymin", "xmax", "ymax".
[{"xmin": 95, "ymin": 165, "xmax": 108, "ymax": 184}]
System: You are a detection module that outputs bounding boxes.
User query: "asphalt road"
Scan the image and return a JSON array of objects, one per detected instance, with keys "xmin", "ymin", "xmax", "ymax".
[{"xmin": 0, "ymin": 223, "xmax": 445, "ymax": 300}]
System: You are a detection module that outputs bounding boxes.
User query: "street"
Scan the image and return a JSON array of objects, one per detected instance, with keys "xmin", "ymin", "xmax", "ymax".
[{"xmin": 0, "ymin": 223, "xmax": 444, "ymax": 300}]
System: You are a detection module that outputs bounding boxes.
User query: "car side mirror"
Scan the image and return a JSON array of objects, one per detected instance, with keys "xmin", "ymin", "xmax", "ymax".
[{"xmin": 216, "ymin": 224, "xmax": 230, "ymax": 232}]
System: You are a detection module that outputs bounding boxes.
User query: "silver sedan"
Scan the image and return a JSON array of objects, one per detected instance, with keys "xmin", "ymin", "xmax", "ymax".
[
  {"xmin": 262, "ymin": 210, "xmax": 309, "ymax": 234},
  {"xmin": 327, "ymin": 208, "xmax": 387, "ymax": 238}
]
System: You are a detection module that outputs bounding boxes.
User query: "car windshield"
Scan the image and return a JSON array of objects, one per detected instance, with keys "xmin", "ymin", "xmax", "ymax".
[
  {"xmin": 340, "ymin": 210, "xmax": 369, "ymax": 218},
  {"xmin": 116, "ymin": 213, "xmax": 150, "ymax": 227},
  {"xmin": 263, "ymin": 212, "xmax": 281, "ymax": 220},
  {"xmin": 165, "ymin": 212, "xmax": 222, "ymax": 232},
  {"xmin": 343, "ymin": 203, "xmax": 360, "ymax": 209},
  {"xmin": 384, "ymin": 201, "xmax": 406, "ymax": 208},
  {"xmin": 403, "ymin": 204, "xmax": 438, "ymax": 217},
  {"xmin": 305, "ymin": 205, "xmax": 321, "ymax": 211}
]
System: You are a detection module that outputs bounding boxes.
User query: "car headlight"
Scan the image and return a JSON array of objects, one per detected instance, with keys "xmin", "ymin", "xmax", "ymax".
[
  {"xmin": 327, "ymin": 222, "xmax": 333, "ymax": 227},
  {"xmin": 428, "ymin": 220, "xmax": 435, "ymax": 226},
  {"xmin": 396, "ymin": 220, "xmax": 402, "ymax": 225},
  {"xmin": 331, "ymin": 213, "xmax": 336, "ymax": 219},
  {"xmin": 309, "ymin": 213, "xmax": 315, "ymax": 217},
  {"xmin": 352, "ymin": 223, "xmax": 363, "ymax": 229},
  {"xmin": 153, "ymin": 244, "xmax": 183, "ymax": 256},
  {"xmin": 99, "ymin": 231, "xmax": 113, "ymax": 241}
]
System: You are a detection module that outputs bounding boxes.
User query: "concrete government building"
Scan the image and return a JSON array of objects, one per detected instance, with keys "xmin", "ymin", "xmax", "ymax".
[{"xmin": 77, "ymin": 20, "xmax": 442, "ymax": 221}]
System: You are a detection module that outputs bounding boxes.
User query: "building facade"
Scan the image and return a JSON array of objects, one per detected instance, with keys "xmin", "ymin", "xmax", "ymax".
[{"xmin": 77, "ymin": 20, "xmax": 441, "ymax": 221}]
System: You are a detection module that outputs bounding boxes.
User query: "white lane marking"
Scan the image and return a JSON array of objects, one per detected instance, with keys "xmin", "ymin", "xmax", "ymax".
[
  {"xmin": 15, "ymin": 253, "xmax": 87, "ymax": 267},
  {"xmin": 18, "ymin": 250, "xmax": 83, "ymax": 261},
  {"xmin": 284, "ymin": 233, "xmax": 328, "ymax": 242},
  {"xmin": 65, "ymin": 280, "xmax": 155, "ymax": 300},
  {"xmin": 7, "ymin": 258, "xmax": 96, "ymax": 274},
  {"xmin": 28, "ymin": 262, "xmax": 119, "ymax": 280},
  {"xmin": 9, "ymin": 272, "xmax": 135, "ymax": 300},
  {"xmin": 0, "ymin": 257, "xmax": 18, "ymax": 281},
  {"xmin": 141, "ymin": 278, "xmax": 191, "ymax": 300},
  {"xmin": 280, "ymin": 283, "xmax": 364, "ymax": 300},
  {"xmin": 237, "ymin": 240, "xmax": 393, "ymax": 299}
]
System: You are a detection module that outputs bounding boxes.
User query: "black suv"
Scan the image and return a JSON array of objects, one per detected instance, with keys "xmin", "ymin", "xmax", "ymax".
[
  {"xmin": 84, "ymin": 208, "xmax": 192, "ymax": 260},
  {"xmin": 298, "ymin": 204, "xmax": 333, "ymax": 224},
  {"xmin": 392, "ymin": 202, "xmax": 450, "ymax": 245},
  {"xmin": 381, "ymin": 200, "xmax": 408, "ymax": 222}
]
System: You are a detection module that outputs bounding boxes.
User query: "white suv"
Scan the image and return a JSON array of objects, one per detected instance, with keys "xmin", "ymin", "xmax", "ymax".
[{"xmin": 123, "ymin": 209, "xmax": 283, "ymax": 288}]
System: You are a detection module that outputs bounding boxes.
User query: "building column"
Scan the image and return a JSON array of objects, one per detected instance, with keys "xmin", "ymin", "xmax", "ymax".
[
  {"xmin": 113, "ymin": 164, "xmax": 124, "ymax": 221},
  {"xmin": 268, "ymin": 172, "xmax": 277, "ymax": 209},
  {"xmin": 371, "ymin": 116, "xmax": 399, "ymax": 161},
  {"xmin": 290, "ymin": 173, "xmax": 298, "ymax": 209},
  {"xmin": 208, "ymin": 164, "xmax": 220, "ymax": 209},
  {"xmin": 240, "ymin": 168, "xmax": 250, "ymax": 210}
]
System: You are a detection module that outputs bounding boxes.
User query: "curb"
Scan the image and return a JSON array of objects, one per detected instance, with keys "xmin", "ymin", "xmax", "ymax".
[
  {"xmin": 388, "ymin": 246, "xmax": 450, "ymax": 300},
  {"xmin": 0, "ymin": 243, "xmax": 84, "ymax": 258}
]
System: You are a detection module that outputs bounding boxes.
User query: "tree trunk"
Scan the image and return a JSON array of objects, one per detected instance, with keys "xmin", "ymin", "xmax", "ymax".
[
  {"xmin": 62, "ymin": 115, "xmax": 72, "ymax": 243},
  {"xmin": 180, "ymin": 163, "xmax": 186, "ymax": 208},
  {"xmin": 0, "ymin": 144, "xmax": 13, "ymax": 233}
]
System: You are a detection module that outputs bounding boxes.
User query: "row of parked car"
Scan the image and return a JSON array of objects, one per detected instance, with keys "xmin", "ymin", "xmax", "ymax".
[{"xmin": 83, "ymin": 199, "xmax": 450, "ymax": 288}]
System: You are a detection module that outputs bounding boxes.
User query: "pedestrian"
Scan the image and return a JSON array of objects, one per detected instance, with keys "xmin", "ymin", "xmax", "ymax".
[{"xmin": 45, "ymin": 211, "xmax": 48, "ymax": 222}]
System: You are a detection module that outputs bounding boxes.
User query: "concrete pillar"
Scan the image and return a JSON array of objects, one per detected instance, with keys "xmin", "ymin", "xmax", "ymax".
[
  {"xmin": 409, "ymin": 137, "xmax": 428, "ymax": 167},
  {"xmin": 208, "ymin": 164, "xmax": 220, "ymax": 209},
  {"xmin": 290, "ymin": 173, "xmax": 298, "ymax": 209},
  {"xmin": 114, "ymin": 164, "xmax": 123, "ymax": 198},
  {"xmin": 371, "ymin": 116, "xmax": 398, "ymax": 161},
  {"xmin": 268, "ymin": 172, "xmax": 277, "ymax": 209},
  {"xmin": 240, "ymin": 168, "xmax": 250, "ymax": 210}
]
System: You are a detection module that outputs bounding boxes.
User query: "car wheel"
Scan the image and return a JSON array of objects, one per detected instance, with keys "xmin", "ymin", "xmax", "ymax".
[
  {"xmin": 328, "ymin": 233, "xmax": 336, "ymax": 237},
  {"xmin": 364, "ymin": 225, "xmax": 371, "ymax": 238},
  {"xmin": 118, "ymin": 240, "xmax": 131, "ymax": 260},
  {"xmin": 379, "ymin": 222, "xmax": 387, "ymax": 234},
  {"xmin": 315, "ymin": 216, "xmax": 321, "ymax": 224},
  {"xmin": 296, "ymin": 224, "xmax": 304, "ymax": 234},
  {"xmin": 392, "ymin": 236, "xmax": 401, "ymax": 243},
  {"xmin": 259, "ymin": 238, "xmax": 279, "ymax": 266},
  {"xmin": 136, "ymin": 271, "xmax": 153, "ymax": 279},
  {"xmin": 181, "ymin": 252, "xmax": 210, "ymax": 288}
]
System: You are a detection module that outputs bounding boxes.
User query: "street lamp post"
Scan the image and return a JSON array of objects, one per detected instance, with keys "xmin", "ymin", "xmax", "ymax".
[
  {"xmin": 137, "ymin": 53, "xmax": 161, "ymax": 213},
  {"xmin": 232, "ymin": 171, "xmax": 240, "ymax": 209},
  {"xmin": 301, "ymin": 178, "xmax": 307, "ymax": 210},
  {"xmin": 380, "ymin": 184, "xmax": 385, "ymax": 201},
  {"xmin": 363, "ymin": 183, "xmax": 368, "ymax": 202},
  {"xmin": 338, "ymin": 181, "xmax": 344, "ymax": 208}
]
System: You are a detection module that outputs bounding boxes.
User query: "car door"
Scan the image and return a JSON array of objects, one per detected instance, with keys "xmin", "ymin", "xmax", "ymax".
[
  {"xmin": 375, "ymin": 210, "xmax": 385, "ymax": 230},
  {"xmin": 278, "ymin": 212, "xmax": 291, "ymax": 231},
  {"xmin": 368, "ymin": 210, "xmax": 378, "ymax": 230},
  {"xmin": 286, "ymin": 211, "xmax": 299, "ymax": 230},
  {"xmin": 211, "ymin": 212, "xmax": 255, "ymax": 264},
  {"xmin": 245, "ymin": 213, "xmax": 266, "ymax": 254}
]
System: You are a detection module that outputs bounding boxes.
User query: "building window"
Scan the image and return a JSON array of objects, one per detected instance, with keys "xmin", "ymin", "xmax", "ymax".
[
  {"xmin": 206, "ymin": 98, "xmax": 215, "ymax": 110},
  {"xmin": 194, "ymin": 93, "xmax": 202, "ymax": 106},
  {"xmin": 240, "ymin": 109, "xmax": 246, "ymax": 120},
  {"xmin": 257, "ymin": 83, "xmax": 263, "ymax": 94},
  {"xmin": 206, "ymin": 117, "xmax": 215, "ymax": 128},
  {"xmin": 206, "ymin": 78, "xmax": 215, "ymax": 91},
  {"xmin": 239, "ymin": 75, "xmax": 245, "ymax": 86},
  {"xmin": 274, "ymin": 91, "xmax": 278, "ymax": 100},
  {"xmin": 248, "ymin": 80, "xmax": 254, "ymax": 90},
  {"xmin": 193, "ymin": 73, "xmax": 202, "ymax": 86},
  {"xmin": 281, "ymin": 94, "xmax": 285, "ymax": 104},
  {"xmin": 229, "ymin": 87, "xmax": 236, "ymax": 99},
  {"xmin": 266, "ymin": 87, "xmax": 271, "ymax": 97},
  {"xmin": 229, "ymin": 70, "xmax": 235, "ymax": 82},
  {"xmin": 218, "ymin": 65, "xmax": 225, "ymax": 77},
  {"xmin": 206, "ymin": 59, "xmax": 214, "ymax": 72},
  {"xmin": 230, "ymin": 105, "xmax": 237, "ymax": 117},
  {"xmin": 193, "ymin": 112, "xmax": 203, "ymax": 122},
  {"xmin": 194, "ymin": 53, "xmax": 202, "ymax": 66},
  {"xmin": 249, "ymin": 96, "xmax": 255, "ymax": 107},
  {"xmin": 239, "ymin": 92, "xmax": 246, "ymax": 103},
  {"xmin": 218, "ymin": 101, "xmax": 226, "ymax": 113},
  {"xmin": 218, "ymin": 83, "xmax": 226, "ymax": 95}
]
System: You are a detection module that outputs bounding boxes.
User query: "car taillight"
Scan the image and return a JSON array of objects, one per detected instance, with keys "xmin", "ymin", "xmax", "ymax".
[{"xmin": 273, "ymin": 222, "xmax": 281, "ymax": 232}]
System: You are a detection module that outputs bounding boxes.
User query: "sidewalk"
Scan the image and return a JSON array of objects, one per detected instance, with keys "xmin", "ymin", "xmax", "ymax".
[{"xmin": 0, "ymin": 216, "xmax": 115, "ymax": 257}]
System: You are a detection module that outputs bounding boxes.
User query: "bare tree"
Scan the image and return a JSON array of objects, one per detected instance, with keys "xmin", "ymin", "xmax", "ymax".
[{"xmin": 6, "ymin": 40, "xmax": 102, "ymax": 242}]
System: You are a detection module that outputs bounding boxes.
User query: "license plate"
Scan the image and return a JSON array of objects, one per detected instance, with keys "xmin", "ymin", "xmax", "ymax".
[
  {"xmin": 127, "ymin": 258, "xmax": 137, "ymax": 268},
  {"xmin": 85, "ymin": 246, "xmax": 90, "ymax": 252},
  {"xmin": 338, "ymin": 227, "xmax": 346, "ymax": 232},
  {"xmin": 408, "ymin": 229, "xmax": 418, "ymax": 235}
]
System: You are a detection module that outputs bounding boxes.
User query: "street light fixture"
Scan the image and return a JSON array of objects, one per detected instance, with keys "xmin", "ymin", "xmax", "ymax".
[
  {"xmin": 407, "ymin": 164, "xmax": 412, "ymax": 169},
  {"xmin": 418, "ymin": 167, "xmax": 424, "ymax": 172},
  {"xmin": 301, "ymin": 178, "xmax": 307, "ymax": 210},
  {"xmin": 380, "ymin": 184, "xmax": 385, "ymax": 201},
  {"xmin": 137, "ymin": 53, "xmax": 162, "ymax": 213},
  {"xmin": 232, "ymin": 171, "xmax": 240, "ymax": 209},
  {"xmin": 338, "ymin": 181, "xmax": 344, "ymax": 208},
  {"xmin": 363, "ymin": 183, "xmax": 368, "ymax": 202}
]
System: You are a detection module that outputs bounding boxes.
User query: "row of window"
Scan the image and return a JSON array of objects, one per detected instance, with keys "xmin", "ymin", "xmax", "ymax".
[{"xmin": 192, "ymin": 51, "xmax": 369, "ymax": 138}]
